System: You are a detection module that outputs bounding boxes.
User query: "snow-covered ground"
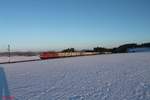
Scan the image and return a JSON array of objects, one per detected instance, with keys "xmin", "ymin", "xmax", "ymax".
[
  {"xmin": 0, "ymin": 52, "xmax": 150, "ymax": 100},
  {"xmin": 128, "ymin": 47, "xmax": 150, "ymax": 53}
]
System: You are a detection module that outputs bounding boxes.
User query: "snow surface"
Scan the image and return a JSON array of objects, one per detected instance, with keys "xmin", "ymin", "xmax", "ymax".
[
  {"xmin": 128, "ymin": 47, "xmax": 150, "ymax": 53},
  {"xmin": 1, "ymin": 53, "xmax": 150, "ymax": 100}
]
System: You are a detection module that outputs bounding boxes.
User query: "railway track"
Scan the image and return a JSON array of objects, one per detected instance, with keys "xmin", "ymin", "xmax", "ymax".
[{"xmin": 0, "ymin": 54, "xmax": 98, "ymax": 64}]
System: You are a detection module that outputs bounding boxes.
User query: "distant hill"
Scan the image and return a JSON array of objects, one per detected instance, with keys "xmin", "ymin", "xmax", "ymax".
[
  {"xmin": 0, "ymin": 52, "xmax": 40, "ymax": 57},
  {"xmin": 111, "ymin": 42, "xmax": 150, "ymax": 53}
]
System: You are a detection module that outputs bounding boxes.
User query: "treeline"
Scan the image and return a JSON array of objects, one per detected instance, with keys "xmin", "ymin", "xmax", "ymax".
[
  {"xmin": 62, "ymin": 48, "xmax": 75, "ymax": 52},
  {"xmin": 112, "ymin": 42, "xmax": 150, "ymax": 53},
  {"xmin": 61, "ymin": 42, "xmax": 150, "ymax": 53}
]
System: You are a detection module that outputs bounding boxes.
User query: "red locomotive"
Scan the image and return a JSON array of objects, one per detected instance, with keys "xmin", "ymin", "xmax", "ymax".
[{"xmin": 40, "ymin": 52, "xmax": 59, "ymax": 59}]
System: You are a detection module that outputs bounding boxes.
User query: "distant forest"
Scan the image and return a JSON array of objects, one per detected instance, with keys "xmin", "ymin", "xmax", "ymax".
[
  {"xmin": 0, "ymin": 42, "xmax": 150, "ymax": 56},
  {"xmin": 62, "ymin": 42, "xmax": 150, "ymax": 53}
]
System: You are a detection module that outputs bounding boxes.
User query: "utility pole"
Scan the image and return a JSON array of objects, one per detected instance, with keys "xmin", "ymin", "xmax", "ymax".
[{"xmin": 8, "ymin": 44, "xmax": 10, "ymax": 63}]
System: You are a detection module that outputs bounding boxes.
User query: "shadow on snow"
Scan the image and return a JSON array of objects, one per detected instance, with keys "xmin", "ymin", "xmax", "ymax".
[{"xmin": 0, "ymin": 66, "xmax": 12, "ymax": 100}]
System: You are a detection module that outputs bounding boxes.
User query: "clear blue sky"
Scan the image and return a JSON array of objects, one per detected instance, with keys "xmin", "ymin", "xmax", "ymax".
[{"xmin": 0, "ymin": 0, "xmax": 150, "ymax": 51}]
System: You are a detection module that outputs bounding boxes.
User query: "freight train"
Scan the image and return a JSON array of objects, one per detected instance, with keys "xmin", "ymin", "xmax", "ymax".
[{"xmin": 40, "ymin": 52, "xmax": 98, "ymax": 60}]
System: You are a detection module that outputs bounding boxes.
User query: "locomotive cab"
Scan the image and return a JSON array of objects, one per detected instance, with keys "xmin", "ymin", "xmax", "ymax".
[{"xmin": 40, "ymin": 52, "xmax": 59, "ymax": 59}]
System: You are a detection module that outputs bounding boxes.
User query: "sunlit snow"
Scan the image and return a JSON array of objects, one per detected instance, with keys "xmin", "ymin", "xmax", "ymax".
[{"xmin": 1, "ymin": 53, "xmax": 150, "ymax": 100}]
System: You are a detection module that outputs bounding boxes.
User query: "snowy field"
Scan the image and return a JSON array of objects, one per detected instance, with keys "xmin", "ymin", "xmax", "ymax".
[{"xmin": 0, "ymin": 52, "xmax": 150, "ymax": 100}]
